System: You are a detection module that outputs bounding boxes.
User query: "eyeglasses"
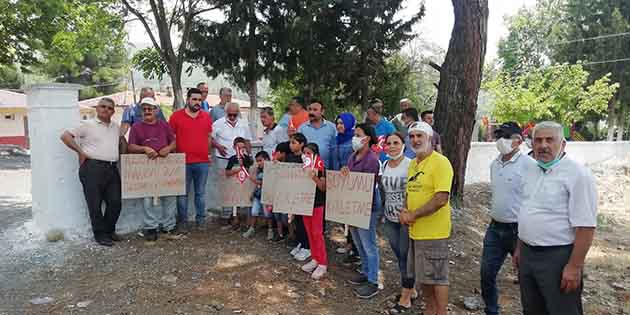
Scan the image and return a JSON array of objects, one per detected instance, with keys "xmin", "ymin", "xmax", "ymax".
[
  {"xmin": 98, "ymin": 105, "xmax": 115, "ymax": 111},
  {"xmin": 227, "ymin": 113, "xmax": 238, "ymax": 118}
]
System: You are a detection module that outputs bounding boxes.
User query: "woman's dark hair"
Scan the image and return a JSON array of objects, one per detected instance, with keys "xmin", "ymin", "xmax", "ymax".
[
  {"xmin": 289, "ymin": 132, "xmax": 307, "ymax": 145},
  {"xmin": 355, "ymin": 123, "xmax": 377, "ymax": 146},
  {"xmin": 304, "ymin": 143, "xmax": 320, "ymax": 156},
  {"xmin": 386, "ymin": 132, "xmax": 405, "ymax": 144},
  {"xmin": 255, "ymin": 150, "xmax": 270, "ymax": 160},
  {"xmin": 402, "ymin": 108, "xmax": 419, "ymax": 122},
  {"xmin": 275, "ymin": 141, "xmax": 291, "ymax": 154}
]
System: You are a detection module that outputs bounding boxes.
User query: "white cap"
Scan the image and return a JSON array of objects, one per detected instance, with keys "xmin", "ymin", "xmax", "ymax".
[
  {"xmin": 140, "ymin": 97, "xmax": 159, "ymax": 108},
  {"xmin": 408, "ymin": 121, "xmax": 433, "ymax": 137}
]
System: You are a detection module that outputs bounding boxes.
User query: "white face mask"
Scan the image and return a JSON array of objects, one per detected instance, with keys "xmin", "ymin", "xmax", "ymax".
[
  {"xmin": 496, "ymin": 138, "xmax": 515, "ymax": 155},
  {"xmin": 352, "ymin": 136, "xmax": 366, "ymax": 152},
  {"xmin": 386, "ymin": 145, "xmax": 405, "ymax": 160}
]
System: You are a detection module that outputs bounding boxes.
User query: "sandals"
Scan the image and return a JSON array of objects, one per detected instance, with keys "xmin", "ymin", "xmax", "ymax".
[
  {"xmin": 391, "ymin": 292, "xmax": 419, "ymax": 302},
  {"xmin": 387, "ymin": 303, "xmax": 411, "ymax": 314}
]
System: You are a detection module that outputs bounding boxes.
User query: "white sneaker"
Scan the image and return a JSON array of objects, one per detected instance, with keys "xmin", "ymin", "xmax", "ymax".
[
  {"xmin": 242, "ymin": 226, "xmax": 255, "ymax": 238},
  {"xmin": 301, "ymin": 260, "xmax": 318, "ymax": 273},
  {"xmin": 294, "ymin": 248, "xmax": 311, "ymax": 261},
  {"xmin": 336, "ymin": 247, "xmax": 348, "ymax": 254},
  {"xmin": 290, "ymin": 244, "xmax": 302, "ymax": 257},
  {"xmin": 311, "ymin": 265, "xmax": 327, "ymax": 280}
]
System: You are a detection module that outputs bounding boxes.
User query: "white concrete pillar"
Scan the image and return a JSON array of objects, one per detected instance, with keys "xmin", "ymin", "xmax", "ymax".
[{"xmin": 27, "ymin": 84, "xmax": 89, "ymax": 238}]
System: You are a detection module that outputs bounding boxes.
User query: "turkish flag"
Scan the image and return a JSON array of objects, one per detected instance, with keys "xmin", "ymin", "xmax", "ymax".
[
  {"xmin": 312, "ymin": 154, "xmax": 324, "ymax": 171},
  {"xmin": 237, "ymin": 166, "xmax": 249, "ymax": 184}
]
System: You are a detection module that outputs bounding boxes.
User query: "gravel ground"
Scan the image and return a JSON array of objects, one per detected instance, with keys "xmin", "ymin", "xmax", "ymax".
[{"xmin": 0, "ymin": 155, "xmax": 628, "ymax": 315}]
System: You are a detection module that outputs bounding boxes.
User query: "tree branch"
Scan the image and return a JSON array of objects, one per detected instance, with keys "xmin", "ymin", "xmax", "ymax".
[
  {"xmin": 168, "ymin": 0, "xmax": 182, "ymax": 32},
  {"xmin": 121, "ymin": 0, "xmax": 162, "ymax": 52},
  {"xmin": 428, "ymin": 61, "xmax": 442, "ymax": 72}
]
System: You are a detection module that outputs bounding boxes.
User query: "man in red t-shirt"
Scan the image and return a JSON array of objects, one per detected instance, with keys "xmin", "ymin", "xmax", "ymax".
[{"xmin": 169, "ymin": 88, "xmax": 213, "ymax": 232}]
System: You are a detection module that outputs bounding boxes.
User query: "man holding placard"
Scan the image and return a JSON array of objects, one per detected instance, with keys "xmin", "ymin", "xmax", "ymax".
[
  {"xmin": 127, "ymin": 97, "xmax": 178, "ymax": 242},
  {"xmin": 400, "ymin": 121, "xmax": 454, "ymax": 315}
]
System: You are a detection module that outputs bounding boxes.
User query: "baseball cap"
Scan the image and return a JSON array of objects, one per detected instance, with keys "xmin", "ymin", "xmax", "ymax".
[
  {"xmin": 140, "ymin": 97, "xmax": 159, "ymax": 108},
  {"xmin": 494, "ymin": 121, "xmax": 522, "ymax": 138},
  {"xmin": 408, "ymin": 121, "xmax": 433, "ymax": 137}
]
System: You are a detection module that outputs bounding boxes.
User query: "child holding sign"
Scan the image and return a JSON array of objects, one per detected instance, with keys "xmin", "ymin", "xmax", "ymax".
[
  {"xmin": 244, "ymin": 151, "xmax": 273, "ymax": 239},
  {"xmin": 225, "ymin": 137, "xmax": 253, "ymax": 231},
  {"xmin": 300, "ymin": 143, "xmax": 328, "ymax": 280},
  {"xmin": 286, "ymin": 133, "xmax": 311, "ymax": 262}
]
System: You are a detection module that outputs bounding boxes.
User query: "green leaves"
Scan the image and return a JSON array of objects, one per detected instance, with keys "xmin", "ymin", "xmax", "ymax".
[
  {"xmin": 132, "ymin": 48, "xmax": 168, "ymax": 81},
  {"xmin": 485, "ymin": 64, "xmax": 619, "ymax": 126}
]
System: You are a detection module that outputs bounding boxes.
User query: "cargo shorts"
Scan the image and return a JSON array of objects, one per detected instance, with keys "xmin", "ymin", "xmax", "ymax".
[{"xmin": 407, "ymin": 238, "xmax": 450, "ymax": 286}]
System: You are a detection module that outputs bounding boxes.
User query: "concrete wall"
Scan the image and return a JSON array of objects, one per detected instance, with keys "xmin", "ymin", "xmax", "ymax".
[
  {"xmin": 0, "ymin": 111, "xmax": 26, "ymax": 137},
  {"xmin": 465, "ymin": 141, "xmax": 630, "ymax": 184}
]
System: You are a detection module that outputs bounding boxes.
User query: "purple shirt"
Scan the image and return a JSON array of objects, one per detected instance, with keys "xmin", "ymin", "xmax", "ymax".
[
  {"xmin": 347, "ymin": 150, "xmax": 380, "ymax": 175},
  {"xmin": 128, "ymin": 120, "xmax": 175, "ymax": 151}
]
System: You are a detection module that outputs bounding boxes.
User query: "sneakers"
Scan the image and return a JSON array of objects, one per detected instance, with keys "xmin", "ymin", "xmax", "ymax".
[
  {"xmin": 243, "ymin": 226, "xmax": 255, "ymax": 238},
  {"xmin": 290, "ymin": 244, "xmax": 302, "ymax": 257},
  {"xmin": 336, "ymin": 247, "xmax": 348, "ymax": 254},
  {"xmin": 342, "ymin": 253, "xmax": 361, "ymax": 265},
  {"xmin": 95, "ymin": 237, "xmax": 113, "ymax": 247},
  {"xmin": 272, "ymin": 233, "xmax": 284, "ymax": 242},
  {"xmin": 267, "ymin": 228, "xmax": 274, "ymax": 241},
  {"xmin": 110, "ymin": 233, "xmax": 123, "ymax": 242},
  {"xmin": 355, "ymin": 283, "xmax": 379, "ymax": 299},
  {"xmin": 163, "ymin": 229, "xmax": 185, "ymax": 240},
  {"xmin": 348, "ymin": 274, "xmax": 368, "ymax": 285},
  {"xmin": 301, "ymin": 260, "xmax": 318, "ymax": 273},
  {"xmin": 311, "ymin": 265, "xmax": 327, "ymax": 280},
  {"xmin": 294, "ymin": 248, "xmax": 311, "ymax": 261}
]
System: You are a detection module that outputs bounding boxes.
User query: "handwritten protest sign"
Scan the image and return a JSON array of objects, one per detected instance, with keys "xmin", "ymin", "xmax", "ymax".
[
  {"xmin": 121, "ymin": 154, "xmax": 186, "ymax": 199},
  {"xmin": 325, "ymin": 170, "xmax": 374, "ymax": 229},
  {"xmin": 261, "ymin": 161, "xmax": 279, "ymax": 204},
  {"xmin": 219, "ymin": 167, "xmax": 256, "ymax": 207},
  {"xmin": 264, "ymin": 162, "xmax": 315, "ymax": 216}
]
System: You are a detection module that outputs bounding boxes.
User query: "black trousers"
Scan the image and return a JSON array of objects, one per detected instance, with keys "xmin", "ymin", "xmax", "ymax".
[
  {"xmin": 519, "ymin": 242, "xmax": 583, "ymax": 315},
  {"xmin": 295, "ymin": 215, "xmax": 310, "ymax": 250},
  {"xmin": 78, "ymin": 159, "xmax": 122, "ymax": 239}
]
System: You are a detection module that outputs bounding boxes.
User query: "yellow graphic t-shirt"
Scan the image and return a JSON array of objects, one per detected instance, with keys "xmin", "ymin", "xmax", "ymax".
[{"xmin": 406, "ymin": 151, "xmax": 454, "ymax": 240}]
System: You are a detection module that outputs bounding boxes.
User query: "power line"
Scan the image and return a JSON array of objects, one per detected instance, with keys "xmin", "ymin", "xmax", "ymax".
[
  {"xmin": 499, "ymin": 31, "xmax": 630, "ymax": 54},
  {"xmin": 582, "ymin": 57, "xmax": 630, "ymax": 66}
]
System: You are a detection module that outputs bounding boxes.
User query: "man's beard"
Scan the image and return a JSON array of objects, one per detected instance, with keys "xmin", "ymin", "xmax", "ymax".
[
  {"xmin": 188, "ymin": 104, "xmax": 201, "ymax": 112},
  {"xmin": 412, "ymin": 141, "xmax": 431, "ymax": 155}
]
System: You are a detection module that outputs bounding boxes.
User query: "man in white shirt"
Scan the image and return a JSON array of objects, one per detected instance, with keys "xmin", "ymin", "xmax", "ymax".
[
  {"xmin": 60, "ymin": 98, "xmax": 122, "ymax": 247},
  {"xmin": 391, "ymin": 98, "xmax": 412, "ymax": 137},
  {"xmin": 260, "ymin": 107, "xmax": 288, "ymax": 156},
  {"xmin": 481, "ymin": 122, "xmax": 530, "ymax": 315},
  {"xmin": 212, "ymin": 102, "xmax": 252, "ymax": 223},
  {"xmin": 514, "ymin": 121, "xmax": 598, "ymax": 315}
]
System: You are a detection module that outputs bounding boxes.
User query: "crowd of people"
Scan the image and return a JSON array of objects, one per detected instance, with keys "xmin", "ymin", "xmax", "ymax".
[{"xmin": 59, "ymin": 85, "xmax": 598, "ymax": 315}]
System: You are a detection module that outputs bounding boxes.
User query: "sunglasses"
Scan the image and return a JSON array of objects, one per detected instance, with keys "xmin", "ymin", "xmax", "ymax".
[
  {"xmin": 98, "ymin": 105, "xmax": 115, "ymax": 111},
  {"xmin": 227, "ymin": 113, "xmax": 238, "ymax": 118},
  {"xmin": 142, "ymin": 107, "xmax": 155, "ymax": 112}
]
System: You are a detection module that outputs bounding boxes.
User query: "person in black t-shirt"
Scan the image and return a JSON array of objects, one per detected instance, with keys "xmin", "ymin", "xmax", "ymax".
[
  {"xmin": 225, "ymin": 137, "xmax": 253, "ymax": 230},
  {"xmin": 286, "ymin": 133, "xmax": 312, "ymax": 262}
]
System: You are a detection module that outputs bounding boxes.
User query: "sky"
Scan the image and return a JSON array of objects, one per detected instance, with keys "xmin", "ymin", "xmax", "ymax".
[{"xmin": 126, "ymin": 0, "xmax": 538, "ymax": 64}]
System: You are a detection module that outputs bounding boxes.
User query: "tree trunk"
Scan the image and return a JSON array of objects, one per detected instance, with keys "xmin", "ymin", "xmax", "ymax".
[
  {"xmin": 617, "ymin": 105, "xmax": 626, "ymax": 141},
  {"xmin": 248, "ymin": 80, "xmax": 258, "ymax": 139},
  {"xmin": 169, "ymin": 63, "xmax": 185, "ymax": 110},
  {"xmin": 606, "ymin": 98, "xmax": 616, "ymax": 141},
  {"xmin": 433, "ymin": 0, "xmax": 489, "ymax": 207}
]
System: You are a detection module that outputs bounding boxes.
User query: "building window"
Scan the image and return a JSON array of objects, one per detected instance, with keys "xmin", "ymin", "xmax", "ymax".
[{"xmin": 4, "ymin": 114, "xmax": 15, "ymax": 120}]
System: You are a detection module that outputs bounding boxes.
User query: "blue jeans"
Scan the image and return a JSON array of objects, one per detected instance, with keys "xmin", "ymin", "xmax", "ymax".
[
  {"xmin": 350, "ymin": 209, "xmax": 380, "ymax": 284},
  {"xmin": 384, "ymin": 219, "xmax": 415, "ymax": 289},
  {"xmin": 176, "ymin": 163, "xmax": 209, "ymax": 224},
  {"xmin": 143, "ymin": 196, "xmax": 176, "ymax": 231},
  {"xmin": 480, "ymin": 221, "xmax": 518, "ymax": 315}
]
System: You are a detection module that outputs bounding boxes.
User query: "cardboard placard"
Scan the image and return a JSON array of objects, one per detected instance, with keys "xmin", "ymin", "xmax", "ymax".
[
  {"xmin": 260, "ymin": 161, "xmax": 279, "ymax": 204},
  {"xmin": 325, "ymin": 170, "xmax": 375, "ymax": 229},
  {"xmin": 265, "ymin": 162, "xmax": 315, "ymax": 215},
  {"xmin": 219, "ymin": 168, "xmax": 256, "ymax": 207},
  {"xmin": 121, "ymin": 154, "xmax": 186, "ymax": 199}
]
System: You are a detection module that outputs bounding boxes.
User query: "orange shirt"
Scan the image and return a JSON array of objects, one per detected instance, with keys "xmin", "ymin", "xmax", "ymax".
[{"xmin": 290, "ymin": 110, "xmax": 309, "ymax": 129}]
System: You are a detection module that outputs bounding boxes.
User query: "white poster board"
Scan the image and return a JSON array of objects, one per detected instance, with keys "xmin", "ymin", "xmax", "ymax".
[
  {"xmin": 325, "ymin": 170, "xmax": 374, "ymax": 229},
  {"xmin": 120, "ymin": 153, "xmax": 186, "ymax": 199},
  {"xmin": 219, "ymin": 168, "xmax": 257, "ymax": 207},
  {"xmin": 263, "ymin": 162, "xmax": 315, "ymax": 215}
]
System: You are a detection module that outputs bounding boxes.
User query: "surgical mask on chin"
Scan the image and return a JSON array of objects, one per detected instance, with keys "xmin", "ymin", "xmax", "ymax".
[
  {"xmin": 386, "ymin": 145, "xmax": 405, "ymax": 160},
  {"xmin": 496, "ymin": 138, "xmax": 514, "ymax": 155},
  {"xmin": 537, "ymin": 150, "xmax": 563, "ymax": 170},
  {"xmin": 352, "ymin": 136, "xmax": 366, "ymax": 152}
]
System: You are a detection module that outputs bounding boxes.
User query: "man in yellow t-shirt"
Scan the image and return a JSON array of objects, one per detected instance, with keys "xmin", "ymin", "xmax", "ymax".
[{"xmin": 400, "ymin": 121, "xmax": 454, "ymax": 315}]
